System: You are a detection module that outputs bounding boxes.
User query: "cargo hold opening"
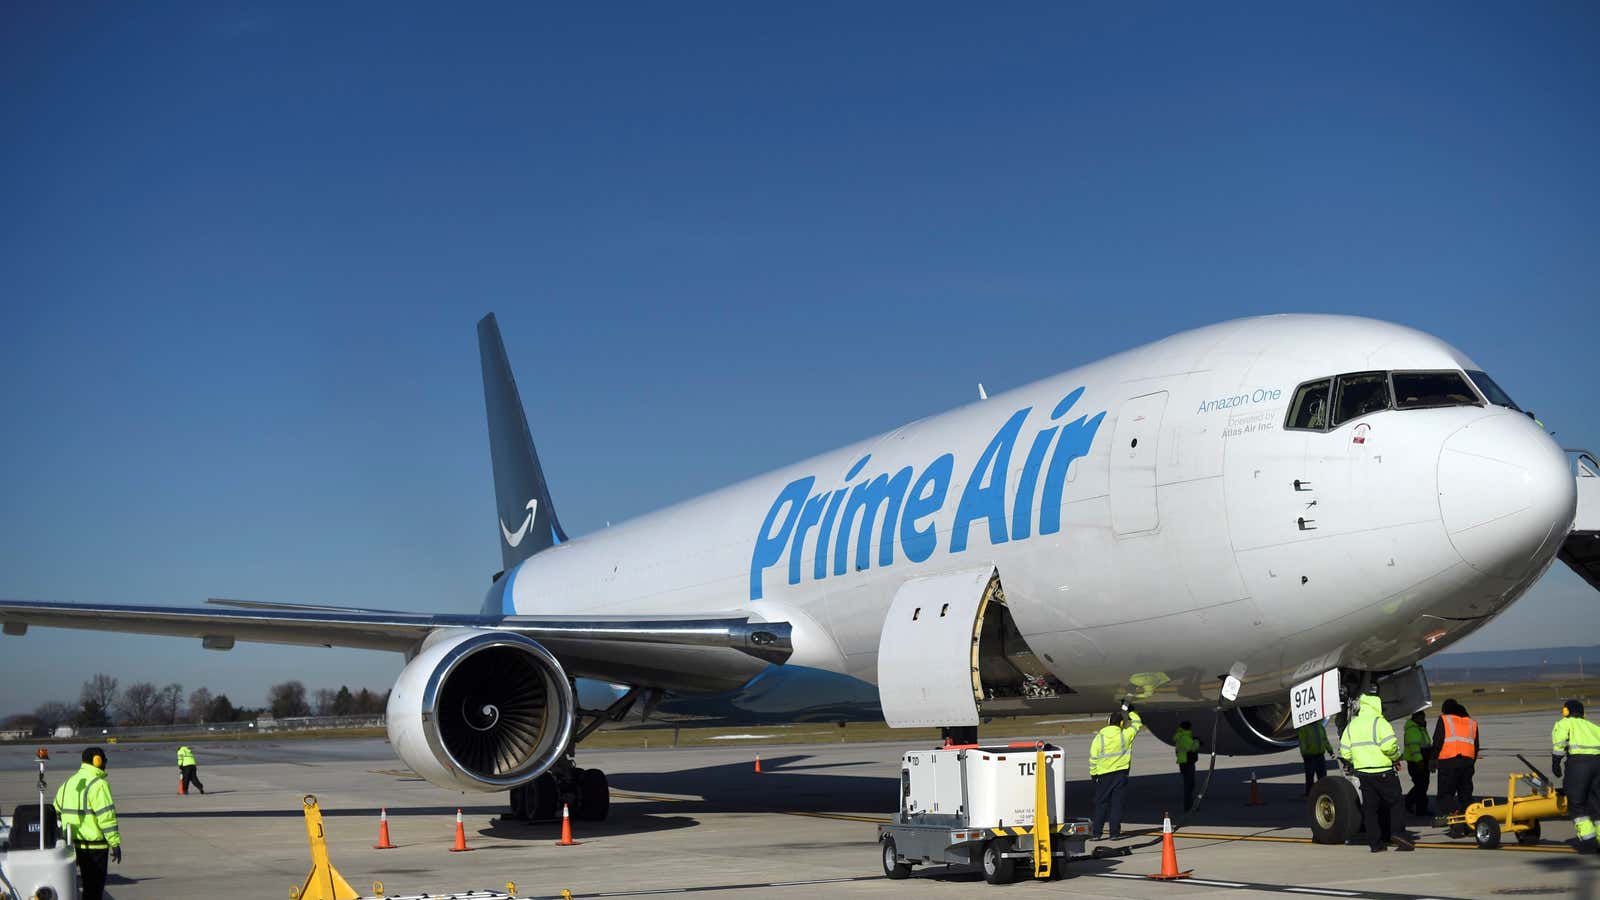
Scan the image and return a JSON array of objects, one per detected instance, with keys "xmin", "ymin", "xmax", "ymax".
[{"xmin": 974, "ymin": 576, "xmax": 1076, "ymax": 717}]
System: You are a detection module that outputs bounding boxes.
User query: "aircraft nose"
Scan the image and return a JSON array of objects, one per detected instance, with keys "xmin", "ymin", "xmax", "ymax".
[{"xmin": 1438, "ymin": 412, "xmax": 1576, "ymax": 580}]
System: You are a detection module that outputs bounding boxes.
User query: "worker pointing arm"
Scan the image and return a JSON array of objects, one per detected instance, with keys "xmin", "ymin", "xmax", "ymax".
[{"xmin": 1088, "ymin": 706, "xmax": 1142, "ymax": 842}]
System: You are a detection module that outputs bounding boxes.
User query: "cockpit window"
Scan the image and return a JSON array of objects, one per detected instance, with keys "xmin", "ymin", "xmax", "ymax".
[
  {"xmin": 1392, "ymin": 371, "xmax": 1481, "ymax": 410},
  {"xmin": 1467, "ymin": 370, "xmax": 1521, "ymax": 411},
  {"xmin": 1286, "ymin": 378, "xmax": 1332, "ymax": 430},
  {"xmin": 1331, "ymin": 371, "xmax": 1391, "ymax": 427}
]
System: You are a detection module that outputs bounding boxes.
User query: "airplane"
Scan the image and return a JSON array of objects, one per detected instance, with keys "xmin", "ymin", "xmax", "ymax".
[{"xmin": 4, "ymin": 312, "xmax": 1594, "ymax": 825}]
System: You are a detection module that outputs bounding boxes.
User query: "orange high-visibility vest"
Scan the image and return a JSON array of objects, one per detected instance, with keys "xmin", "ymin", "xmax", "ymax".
[{"xmin": 1438, "ymin": 715, "xmax": 1478, "ymax": 760}]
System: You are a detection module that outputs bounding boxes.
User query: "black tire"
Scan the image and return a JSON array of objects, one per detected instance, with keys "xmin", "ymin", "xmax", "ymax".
[
  {"xmin": 526, "ymin": 772, "xmax": 558, "ymax": 821},
  {"xmin": 1474, "ymin": 816, "xmax": 1501, "ymax": 849},
  {"xmin": 881, "ymin": 837, "xmax": 912, "ymax": 879},
  {"xmin": 1515, "ymin": 819, "xmax": 1541, "ymax": 845},
  {"xmin": 508, "ymin": 783, "xmax": 530, "ymax": 820},
  {"xmin": 1308, "ymin": 777, "xmax": 1362, "ymax": 845},
  {"xmin": 982, "ymin": 841, "xmax": 1016, "ymax": 885},
  {"xmin": 576, "ymin": 768, "xmax": 610, "ymax": 821}
]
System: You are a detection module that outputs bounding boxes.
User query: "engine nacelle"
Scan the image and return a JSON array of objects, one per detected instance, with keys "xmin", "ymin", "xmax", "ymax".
[
  {"xmin": 387, "ymin": 629, "xmax": 576, "ymax": 792},
  {"xmin": 1140, "ymin": 702, "xmax": 1298, "ymax": 756}
]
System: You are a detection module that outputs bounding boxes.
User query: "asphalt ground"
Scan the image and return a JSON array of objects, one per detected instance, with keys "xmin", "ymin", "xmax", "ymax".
[{"xmin": 3, "ymin": 710, "xmax": 1597, "ymax": 899}]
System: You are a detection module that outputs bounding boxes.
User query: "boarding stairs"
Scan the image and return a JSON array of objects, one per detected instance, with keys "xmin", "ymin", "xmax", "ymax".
[{"xmin": 1560, "ymin": 450, "xmax": 1600, "ymax": 592}]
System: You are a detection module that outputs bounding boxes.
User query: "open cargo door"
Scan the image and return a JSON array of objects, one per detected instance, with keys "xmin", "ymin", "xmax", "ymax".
[
  {"xmin": 877, "ymin": 567, "xmax": 1073, "ymax": 729},
  {"xmin": 1559, "ymin": 449, "xmax": 1600, "ymax": 592}
]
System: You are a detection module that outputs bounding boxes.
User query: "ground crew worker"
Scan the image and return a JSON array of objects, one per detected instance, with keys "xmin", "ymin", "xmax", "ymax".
[
  {"xmin": 1403, "ymin": 711, "xmax": 1430, "ymax": 815},
  {"xmin": 53, "ymin": 746, "xmax": 121, "ymax": 900},
  {"xmin": 1338, "ymin": 688, "xmax": 1413, "ymax": 852},
  {"xmin": 1173, "ymin": 720, "xmax": 1202, "ymax": 813},
  {"xmin": 1553, "ymin": 699, "xmax": 1600, "ymax": 853},
  {"xmin": 1297, "ymin": 720, "xmax": 1331, "ymax": 795},
  {"xmin": 1430, "ymin": 698, "xmax": 1478, "ymax": 835},
  {"xmin": 1089, "ymin": 705, "xmax": 1143, "ymax": 840},
  {"xmin": 177, "ymin": 744, "xmax": 205, "ymax": 794}
]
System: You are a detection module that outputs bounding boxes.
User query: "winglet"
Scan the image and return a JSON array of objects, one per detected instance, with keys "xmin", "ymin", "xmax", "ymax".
[{"xmin": 478, "ymin": 314, "xmax": 568, "ymax": 573}]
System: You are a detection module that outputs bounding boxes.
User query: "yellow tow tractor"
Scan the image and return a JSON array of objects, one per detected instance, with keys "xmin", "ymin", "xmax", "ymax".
[{"xmin": 1436, "ymin": 754, "xmax": 1567, "ymax": 849}]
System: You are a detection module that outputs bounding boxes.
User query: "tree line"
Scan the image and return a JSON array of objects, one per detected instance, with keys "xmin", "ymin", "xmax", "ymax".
[{"xmin": 1, "ymin": 674, "xmax": 389, "ymax": 735}]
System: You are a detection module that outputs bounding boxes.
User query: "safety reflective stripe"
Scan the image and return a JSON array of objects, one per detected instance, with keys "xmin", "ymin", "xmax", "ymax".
[
  {"xmin": 1558, "ymin": 719, "xmax": 1600, "ymax": 754},
  {"xmin": 1090, "ymin": 729, "xmax": 1127, "ymax": 759},
  {"xmin": 92, "ymin": 805, "xmax": 115, "ymax": 815},
  {"xmin": 1347, "ymin": 718, "xmax": 1389, "ymax": 748},
  {"xmin": 1439, "ymin": 715, "xmax": 1477, "ymax": 759}
]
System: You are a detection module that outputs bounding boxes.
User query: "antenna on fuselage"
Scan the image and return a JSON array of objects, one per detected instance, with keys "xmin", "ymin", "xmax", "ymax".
[{"xmin": 978, "ymin": 383, "xmax": 988, "ymax": 401}]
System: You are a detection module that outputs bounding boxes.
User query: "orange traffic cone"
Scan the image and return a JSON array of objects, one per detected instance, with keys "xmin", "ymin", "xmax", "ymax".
[
  {"xmin": 374, "ymin": 807, "xmax": 396, "ymax": 849},
  {"xmin": 1245, "ymin": 771, "xmax": 1266, "ymax": 806},
  {"xmin": 1148, "ymin": 812, "xmax": 1192, "ymax": 881},
  {"xmin": 555, "ymin": 802, "xmax": 581, "ymax": 846},
  {"xmin": 449, "ymin": 808, "xmax": 473, "ymax": 852},
  {"xmin": 754, "ymin": 754, "xmax": 762, "ymax": 774},
  {"xmin": 178, "ymin": 775, "xmax": 186, "ymax": 796}
]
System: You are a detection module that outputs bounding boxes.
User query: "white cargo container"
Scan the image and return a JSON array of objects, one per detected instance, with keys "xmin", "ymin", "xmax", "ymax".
[{"xmin": 878, "ymin": 741, "xmax": 1089, "ymax": 884}]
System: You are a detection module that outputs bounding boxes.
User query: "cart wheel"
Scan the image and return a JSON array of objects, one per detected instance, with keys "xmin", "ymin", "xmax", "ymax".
[
  {"xmin": 881, "ymin": 837, "xmax": 911, "ymax": 880},
  {"xmin": 1474, "ymin": 816, "xmax": 1502, "ymax": 849},
  {"xmin": 1515, "ymin": 819, "xmax": 1541, "ymax": 845},
  {"xmin": 982, "ymin": 841, "xmax": 1017, "ymax": 885},
  {"xmin": 1308, "ymin": 777, "xmax": 1361, "ymax": 844}
]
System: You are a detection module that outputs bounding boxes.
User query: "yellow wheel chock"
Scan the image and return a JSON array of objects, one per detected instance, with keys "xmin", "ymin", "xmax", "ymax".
[{"xmin": 294, "ymin": 794, "xmax": 359, "ymax": 900}]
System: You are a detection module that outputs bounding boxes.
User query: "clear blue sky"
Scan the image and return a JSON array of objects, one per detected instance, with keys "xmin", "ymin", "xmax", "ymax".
[{"xmin": 1, "ymin": 5, "xmax": 1594, "ymax": 718}]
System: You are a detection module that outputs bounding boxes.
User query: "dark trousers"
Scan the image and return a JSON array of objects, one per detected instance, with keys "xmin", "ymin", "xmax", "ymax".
[
  {"xmin": 1178, "ymin": 760, "xmax": 1196, "ymax": 813},
  {"xmin": 1356, "ymin": 770, "xmax": 1406, "ymax": 849},
  {"xmin": 76, "ymin": 846, "xmax": 109, "ymax": 900},
  {"xmin": 1405, "ymin": 760, "xmax": 1430, "ymax": 814},
  {"xmin": 1091, "ymin": 769, "xmax": 1129, "ymax": 838},
  {"xmin": 1436, "ymin": 761, "xmax": 1475, "ymax": 821},
  {"xmin": 1301, "ymin": 753, "xmax": 1327, "ymax": 794},
  {"xmin": 1566, "ymin": 756, "xmax": 1600, "ymax": 825},
  {"xmin": 181, "ymin": 763, "xmax": 205, "ymax": 793}
]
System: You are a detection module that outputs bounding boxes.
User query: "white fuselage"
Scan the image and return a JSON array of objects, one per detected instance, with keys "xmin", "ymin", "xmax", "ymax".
[{"xmin": 496, "ymin": 315, "xmax": 1575, "ymax": 711}]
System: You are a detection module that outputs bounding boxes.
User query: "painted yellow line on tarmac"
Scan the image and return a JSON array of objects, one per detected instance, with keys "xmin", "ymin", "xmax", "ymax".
[
  {"xmin": 614, "ymin": 790, "xmax": 1573, "ymax": 854},
  {"xmin": 1176, "ymin": 831, "xmax": 1577, "ymax": 853}
]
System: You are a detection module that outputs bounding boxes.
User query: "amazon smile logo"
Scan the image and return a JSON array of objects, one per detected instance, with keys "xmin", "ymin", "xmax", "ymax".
[{"xmin": 501, "ymin": 499, "xmax": 538, "ymax": 548}]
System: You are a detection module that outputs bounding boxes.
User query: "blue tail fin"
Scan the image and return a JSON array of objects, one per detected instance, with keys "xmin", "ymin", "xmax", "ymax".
[{"xmin": 478, "ymin": 313, "xmax": 567, "ymax": 573}]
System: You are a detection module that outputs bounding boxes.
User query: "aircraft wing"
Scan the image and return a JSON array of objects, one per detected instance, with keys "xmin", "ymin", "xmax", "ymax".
[{"xmin": 0, "ymin": 599, "xmax": 792, "ymax": 692}]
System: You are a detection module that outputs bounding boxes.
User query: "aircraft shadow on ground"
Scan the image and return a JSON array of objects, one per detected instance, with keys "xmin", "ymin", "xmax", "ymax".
[
  {"xmin": 117, "ymin": 756, "xmax": 1328, "ymax": 841},
  {"xmin": 609, "ymin": 755, "xmax": 1324, "ymax": 833},
  {"xmin": 119, "ymin": 804, "xmax": 511, "ymax": 820}
]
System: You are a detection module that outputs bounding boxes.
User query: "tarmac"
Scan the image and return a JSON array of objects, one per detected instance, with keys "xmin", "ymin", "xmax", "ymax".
[{"xmin": 3, "ymin": 709, "xmax": 1598, "ymax": 899}]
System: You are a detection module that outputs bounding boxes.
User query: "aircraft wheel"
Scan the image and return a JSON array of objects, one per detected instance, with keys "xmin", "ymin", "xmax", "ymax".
[
  {"xmin": 881, "ymin": 837, "xmax": 911, "ymax": 879},
  {"xmin": 1308, "ymin": 777, "xmax": 1361, "ymax": 844},
  {"xmin": 507, "ymin": 783, "xmax": 529, "ymax": 820},
  {"xmin": 1474, "ymin": 816, "xmax": 1502, "ymax": 849},
  {"xmin": 576, "ymin": 767, "xmax": 610, "ymax": 821},
  {"xmin": 526, "ymin": 772, "xmax": 558, "ymax": 821},
  {"xmin": 982, "ymin": 841, "xmax": 1016, "ymax": 885},
  {"xmin": 1515, "ymin": 819, "xmax": 1541, "ymax": 845}
]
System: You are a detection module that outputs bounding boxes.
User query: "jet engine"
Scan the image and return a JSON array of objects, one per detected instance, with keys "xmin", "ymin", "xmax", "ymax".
[
  {"xmin": 1140, "ymin": 701, "xmax": 1299, "ymax": 756},
  {"xmin": 387, "ymin": 629, "xmax": 576, "ymax": 792}
]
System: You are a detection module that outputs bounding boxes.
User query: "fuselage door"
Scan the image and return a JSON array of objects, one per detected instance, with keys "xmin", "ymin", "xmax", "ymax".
[{"xmin": 1110, "ymin": 391, "xmax": 1169, "ymax": 535}]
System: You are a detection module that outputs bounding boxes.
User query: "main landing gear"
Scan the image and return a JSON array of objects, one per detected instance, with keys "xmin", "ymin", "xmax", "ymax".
[
  {"xmin": 509, "ymin": 763, "xmax": 610, "ymax": 821},
  {"xmin": 508, "ymin": 686, "xmax": 645, "ymax": 823}
]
